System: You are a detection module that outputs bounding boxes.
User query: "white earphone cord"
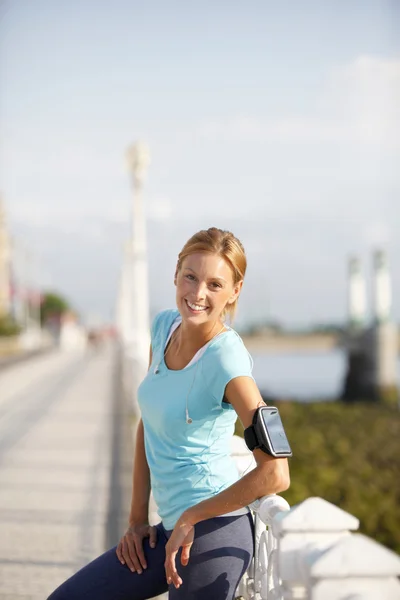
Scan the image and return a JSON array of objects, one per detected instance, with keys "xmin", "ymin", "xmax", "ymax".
[
  {"xmin": 184, "ymin": 323, "xmax": 226, "ymax": 424},
  {"xmin": 160, "ymin": 321, "xmax": 226, "ymax": 423}
]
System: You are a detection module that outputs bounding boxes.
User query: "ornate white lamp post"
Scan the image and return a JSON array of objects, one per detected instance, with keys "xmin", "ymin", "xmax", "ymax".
[{"xmin": 118, "ymin": 141, "xmax": 151, "ymax": 409}]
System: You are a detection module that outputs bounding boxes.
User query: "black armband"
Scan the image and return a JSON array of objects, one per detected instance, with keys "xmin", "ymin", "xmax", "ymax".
[{"xmin": 244, "ymin": 406, "xmax": 292, "ymax": 458}]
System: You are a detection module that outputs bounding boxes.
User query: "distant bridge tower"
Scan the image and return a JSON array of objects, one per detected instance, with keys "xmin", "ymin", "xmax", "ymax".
[
  {"xmin": 347, "ymin": 256, "xmax": 366, "ymax": 329},
  {"xmin": 369, "ymin": 249, "xmax": 398, "ymax": 406},
  {"xmin": 372, "ymin": 249, "xmax": 391, "ymax": 324},
  {"xmin": 342, "ymin": 249, "xmax": 398, "ymax": 407}
]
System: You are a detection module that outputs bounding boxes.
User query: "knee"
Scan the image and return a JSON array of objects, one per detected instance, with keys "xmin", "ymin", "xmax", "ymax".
[{"xmin": 46, "ymin": 587, "xmax": 68, "ymax": 600}]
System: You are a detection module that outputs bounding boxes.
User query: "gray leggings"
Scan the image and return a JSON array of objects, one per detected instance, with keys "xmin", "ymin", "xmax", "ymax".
[{"xmin": 47, "ymin": 513, "xmax": 254, "ymax": 600}]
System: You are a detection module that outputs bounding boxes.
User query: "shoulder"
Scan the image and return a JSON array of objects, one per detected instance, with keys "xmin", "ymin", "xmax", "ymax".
[
  {"xmin": 202, "ymin": 328, "xmax": 254, "ymax": 378},
  {"xmin": 151, "ymin": 308, "xmax": 179, "ymax": 327},
  {"xmin": 201, "ymin": 328, "xmax": 255, "ymax": 403},
  {"xmin": 211, "ymin": 328, "xmax": 252, "ymax": 364},
  {"xmin": 150, "ymin": 308, "xmax": 180, "ymax": 343}
]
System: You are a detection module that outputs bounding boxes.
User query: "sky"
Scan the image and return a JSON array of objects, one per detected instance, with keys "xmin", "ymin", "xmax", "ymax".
[{"xmin": 1, "ymin": 0, "xmax": 399, "ymax": 328}]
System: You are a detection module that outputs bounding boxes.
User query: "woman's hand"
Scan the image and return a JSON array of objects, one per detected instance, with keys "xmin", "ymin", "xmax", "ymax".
[
  {"xmin": 116, "ymin": 523, "xmax": 157, "ymax": 573},
  {"xmin": 164, "ymin": 514, "xmax": 195, "ymax": 589}
]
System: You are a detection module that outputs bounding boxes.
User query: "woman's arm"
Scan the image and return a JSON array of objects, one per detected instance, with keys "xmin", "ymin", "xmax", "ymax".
[
  {"xmin": 186, "ymin": 376, "xmax": 290, "ymax": 524},
  {"xmin": 164, "ymin": 375, "xmax": 290, "ymax": 588}
]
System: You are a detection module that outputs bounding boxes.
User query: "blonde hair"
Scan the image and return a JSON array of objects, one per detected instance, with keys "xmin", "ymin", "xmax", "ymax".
[{"xmin": 176, "ymin": 227, "xmax": 247, "ymax": 322}]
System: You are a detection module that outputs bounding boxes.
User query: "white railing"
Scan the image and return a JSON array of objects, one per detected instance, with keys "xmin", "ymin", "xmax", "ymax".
[
  {"xmin": 143, "ymin": 432, "xmax": 400, "ymax": 600},
  {"xmin": 232, "ymin": 435, "xmax": 400, "ymax": 600},
  {"xmin": 146, "ymin": 434, "xmax": 400, "ymax": 599},
  {"xmin": 236, "ymin": 494, "xmax": 290, "ymax": 600}
]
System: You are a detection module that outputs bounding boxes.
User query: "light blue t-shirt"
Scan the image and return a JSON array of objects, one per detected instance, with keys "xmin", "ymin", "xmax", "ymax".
[{"xmin": 137, "ymin": 308, "xmax": 255, "ymax": 530}]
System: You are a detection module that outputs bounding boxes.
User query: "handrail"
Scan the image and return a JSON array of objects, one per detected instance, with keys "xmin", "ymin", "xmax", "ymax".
[
  {"xmin": 236, "ymin": 495, "xmax": 290, "ymax": 600},
  {"xmin": 232, "ymin": 435, "xmax": 400, "ymax": 600}
]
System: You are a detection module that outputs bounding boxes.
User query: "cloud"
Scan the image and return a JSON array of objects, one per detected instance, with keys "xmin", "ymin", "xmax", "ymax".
[
  {"xmin": 196, "ymin": 56, "xmax": 400, "ymax": 148},
  {"xmin": 325, "ymin": 55, "xmax": 400, "ymax": 146},
  {"xmin": 4, "ymin": 54, "xmax": 399, "ymax": 325},
  {"xmin": 197, "ymin": 115, "xmax": 346, "ymax": 144}
]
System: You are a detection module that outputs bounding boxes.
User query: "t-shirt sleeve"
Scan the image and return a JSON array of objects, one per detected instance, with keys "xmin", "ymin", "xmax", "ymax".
[
  {"xmin": 150, "ymin": 308, "xmax": 178, "ymax": 350},
  {"xmin": 150, "ymin": 311, "xmax": 162, "ymax": 347},
  {"xmin": 202, "ymin": 337, "xmax": 255, "ymax": 407}
]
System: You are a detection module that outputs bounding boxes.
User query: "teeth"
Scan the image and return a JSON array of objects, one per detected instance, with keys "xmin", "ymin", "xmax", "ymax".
[{"xmin": 187, "ymin": 301, "xmax": 207, "ymax": 311}]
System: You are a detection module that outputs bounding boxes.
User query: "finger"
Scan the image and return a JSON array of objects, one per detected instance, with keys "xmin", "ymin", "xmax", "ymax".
[
  {"xmin": 116, "ymin": 542, "xmax": 125, "ymax": 565},
  {"xmin": 180, "ymin": 542, "xmax": 192, "ymax": 566},
  {"xmin": 121, "ymin": 538, "xmax": 135, "ymax": 572},
  {"xmin": 149, "ymin": 526, "xmax": 157, "ymax": 549},
  {"xmin": 134, "ymin": 537, "xmax": 147, "ymax": 571},
  {"xmin": 166, "ymin": 570, "xmax": 182, "ymax": 589},
  {"xmin": 165, "ymin": 553, "xmax": 182, "ymax": 589},
  {"xmin": 126, "ymin": 537, "xmax": 143, "ymax": 574}
]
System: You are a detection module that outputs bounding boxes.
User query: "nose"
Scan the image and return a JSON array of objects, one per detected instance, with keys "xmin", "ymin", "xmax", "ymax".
[{"xmin": 193, "ymin": 280, "xmax": 207, "ymax": 302}]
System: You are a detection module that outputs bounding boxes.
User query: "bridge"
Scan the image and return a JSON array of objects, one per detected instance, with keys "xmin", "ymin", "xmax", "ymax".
[
  {"xmin": 0, "ymin": 344, "xmax": 399, "ymax": 599},
  {"xmin": 1, "ymin": 142, "xmax": 399, "ymax": 599}
]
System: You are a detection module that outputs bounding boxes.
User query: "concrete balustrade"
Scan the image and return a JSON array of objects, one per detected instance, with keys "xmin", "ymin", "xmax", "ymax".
[
  {"xmin": 146, "ymin": 433, "xmax": 400, "ymax": 599},
  {"xmin": 232, "ymin": 437, "xmax": 400, "ymax": 600}
]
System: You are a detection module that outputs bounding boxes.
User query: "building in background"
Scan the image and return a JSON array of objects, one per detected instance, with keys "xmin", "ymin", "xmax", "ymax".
[{"xmin": 0, "ymin": 198, "xmax": 11, "ymax": 319}]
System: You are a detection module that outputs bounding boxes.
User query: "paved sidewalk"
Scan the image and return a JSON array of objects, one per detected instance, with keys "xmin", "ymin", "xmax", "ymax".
[
  {"xmin": 0, "ymin": 345, "xmax": 119, "ymax": 599},
  {"xmin": 0, "ymin": 344, "xmax": 251, "ymax": 600}
]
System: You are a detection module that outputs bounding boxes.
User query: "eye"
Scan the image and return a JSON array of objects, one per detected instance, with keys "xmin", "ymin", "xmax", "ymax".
[
  {"xmin": 211, "ymin": 282, "xmax": 222, "ymax": 289},
  {"xmin": 186, "ymin": 274, "xmax": 196, "ymax": 281}
]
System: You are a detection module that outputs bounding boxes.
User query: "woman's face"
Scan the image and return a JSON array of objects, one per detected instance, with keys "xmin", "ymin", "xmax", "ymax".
[{"xmin": 175, "ymin": 252, "xmax": 242, "ymax": 324}]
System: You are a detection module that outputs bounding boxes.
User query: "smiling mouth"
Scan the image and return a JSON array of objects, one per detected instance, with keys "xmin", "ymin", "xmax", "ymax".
[{"xmin": 185, "ymin": 299, "xmax": 209, "ymax": 312}]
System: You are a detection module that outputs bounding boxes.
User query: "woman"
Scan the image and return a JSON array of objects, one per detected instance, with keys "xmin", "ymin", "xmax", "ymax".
[{"xmin": 48, "ymin": 227, "xmax": 290, "ymax": 600}]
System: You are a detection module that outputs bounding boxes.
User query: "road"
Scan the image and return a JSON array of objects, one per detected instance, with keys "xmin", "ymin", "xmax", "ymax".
[
  {"xmin": 242, "ymin": 331, "xmax": 400, "ymax": 354},
  {"xmin": 0, "ymin": 344, "xmax": 133, "ymax": 599}
]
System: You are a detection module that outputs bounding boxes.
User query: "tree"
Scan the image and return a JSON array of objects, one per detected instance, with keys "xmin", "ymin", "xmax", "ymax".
[
  {"xmin": 40, "ymin": 291, "xmax": 71, "ymax": 325},
  {"xmin": 0, "ymin": 314, "xmax": 21, "ymax": 336}
]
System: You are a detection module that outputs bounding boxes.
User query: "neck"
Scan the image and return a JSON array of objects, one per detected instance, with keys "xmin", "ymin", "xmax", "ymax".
[{"xmin": 179, "ymin": 319, "xmax": 225, "ymax": 352}]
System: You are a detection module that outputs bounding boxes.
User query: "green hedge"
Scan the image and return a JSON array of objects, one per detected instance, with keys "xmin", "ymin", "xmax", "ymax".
[
  {"xmin": 0, "ymin": 315, "xmax": 21, "ymax": 337},
  {"xmin": 235, "ymin": 400, "xmax": 400, "ymax": 554}
]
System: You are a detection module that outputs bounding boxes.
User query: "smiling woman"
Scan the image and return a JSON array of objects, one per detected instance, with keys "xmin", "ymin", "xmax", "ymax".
[
  {"xmin": 175, "ymin": 227, "xmax": 246, "ymax": 322},
  {"xmin": 47, "ymin": 227, "xmax": 290, "ymax": 600}
]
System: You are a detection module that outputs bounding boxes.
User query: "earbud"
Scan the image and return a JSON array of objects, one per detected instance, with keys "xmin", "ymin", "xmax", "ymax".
[{"xmin": 185, "ymin": 408, "xmax": 193, "ymax": 424}]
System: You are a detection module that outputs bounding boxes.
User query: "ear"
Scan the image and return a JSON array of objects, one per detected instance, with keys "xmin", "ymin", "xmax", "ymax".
[
  {"xmin": 228, "ymin": 280, "xmax": 243, "ymax": 304},
  {"xmin": 174, "ymin": 266, "xmax": 178, "ymax": 286}
]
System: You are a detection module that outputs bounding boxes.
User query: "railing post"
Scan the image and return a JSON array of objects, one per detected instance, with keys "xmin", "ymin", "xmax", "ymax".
[
  {"xmin": 272, "ymin": 497, "xmax": 400, "ymax": 599},
  {"xmin": 271, "ymin": 497, "xmax": 359, "ymax": 598},
  {"xmin": 231, "ymin": 435, "xmax": 291, "ymax": 600},
  {"xmin": 305, "ymin": 533, "xmax": 400, "ymax": 600}
]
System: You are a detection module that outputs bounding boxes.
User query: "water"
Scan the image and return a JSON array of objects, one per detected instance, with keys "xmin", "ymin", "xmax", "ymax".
[{"xmin": 251, "ymin": 350, "xmax": 400, "ymax": 401}]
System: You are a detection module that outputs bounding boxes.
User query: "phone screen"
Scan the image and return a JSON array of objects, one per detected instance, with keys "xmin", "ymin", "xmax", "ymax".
[{"xmin": 262, "ymin": 408, "xmax": 292, "ymax": 454}]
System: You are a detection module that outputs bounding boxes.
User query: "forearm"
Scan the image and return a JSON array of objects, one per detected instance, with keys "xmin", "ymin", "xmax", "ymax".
[
  {"xmin": 129, "ymin": 419, "xmax": 151, "ymax": 525},
  {"xmin": 186, "ymin": 454, "xmax": 289, "ymax": 525}
]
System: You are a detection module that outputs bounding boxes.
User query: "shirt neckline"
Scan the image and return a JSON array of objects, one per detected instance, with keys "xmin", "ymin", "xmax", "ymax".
[{"xmin": 162, "ymin": 314, "xmax": 231, "ymax": 373}]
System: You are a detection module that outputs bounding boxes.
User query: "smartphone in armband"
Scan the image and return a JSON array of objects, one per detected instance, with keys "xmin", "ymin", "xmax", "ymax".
[{"xmin": 244, "ymin": 406, "xmax": 292, "ymax": 458}]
